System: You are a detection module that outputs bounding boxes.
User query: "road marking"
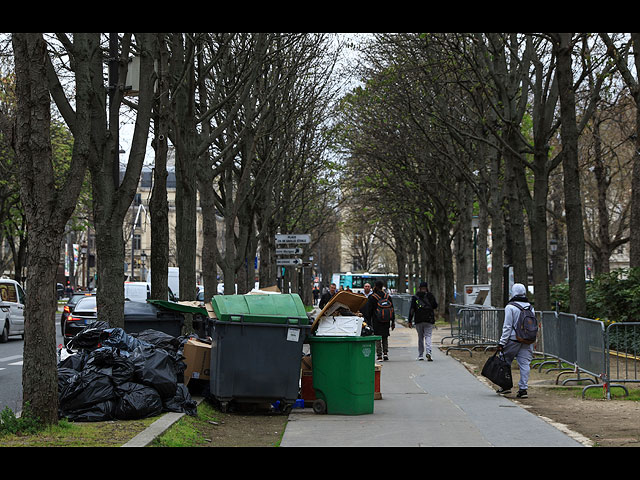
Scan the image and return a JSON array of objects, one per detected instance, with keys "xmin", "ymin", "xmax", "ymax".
[
  {"xmin": 8, "ymin": 361, "xmax": 22, "ymax": 366},
  {"xmin": 0, "ymin": 355, "xmax": 22, "ymax": 363}
]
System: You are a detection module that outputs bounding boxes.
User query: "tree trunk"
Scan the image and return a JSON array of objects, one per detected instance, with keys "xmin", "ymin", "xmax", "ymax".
[
  {"xmin": 12, "ymin": 32, "xmax": 89, "ymax": 424},
  {"xmin": 553, "ymin": 33, "xmax": 587, "ymax": 315},
  {"xmin": 150, "ymin": 34, "xmax": 170, "ymax": 302}
]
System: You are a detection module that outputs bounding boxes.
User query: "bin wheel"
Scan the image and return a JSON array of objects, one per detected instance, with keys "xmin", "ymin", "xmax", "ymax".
[
  {"xmin": 312, "ymin": 399, "xmax": 327, "ymax": 414},
  {"xmin": 220, "ymin": 401, "xmax": 229, "ymax": 413},
  {"xmin": 279, "ymin": 403, "xmax": 293, "ymax": 415}
]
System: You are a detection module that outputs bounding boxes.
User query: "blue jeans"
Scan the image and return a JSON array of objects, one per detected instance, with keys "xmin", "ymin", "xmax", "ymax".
[{"xmin": 502, "ymin": 339, "xmax": 534, "ymax": 391}]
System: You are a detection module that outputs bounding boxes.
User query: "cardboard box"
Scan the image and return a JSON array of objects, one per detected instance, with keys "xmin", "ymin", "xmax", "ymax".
[{"xmin": 182, "ymin": 338, "xmax": 212, "ymax": 385}]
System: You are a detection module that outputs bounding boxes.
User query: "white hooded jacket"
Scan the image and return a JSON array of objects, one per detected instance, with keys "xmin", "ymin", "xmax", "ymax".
[{"xmin": 499, "ymin": 283, "xmax": 534, "ymax": 346}]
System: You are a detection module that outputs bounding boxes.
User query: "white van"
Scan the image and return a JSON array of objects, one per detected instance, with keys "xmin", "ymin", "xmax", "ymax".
[
  {"xmin": 125, "ymin": 280, "xmax": 176, "ymax": 302},
  {"xmin": 0, "ymin": 278, "xmax": 26, "ymax": 342},
  {"xmin": 146, "ymin": 267, "xmax": 180, "ymax": 300},
  {"xmin": 124, "ymin": 281, "xmax": 151, "ymax": 303}
]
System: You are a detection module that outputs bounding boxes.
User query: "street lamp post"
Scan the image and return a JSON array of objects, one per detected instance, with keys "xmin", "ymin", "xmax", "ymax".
[{"xmin": 472, "ymin": 216, "xmax": 479, "ymax": 284}]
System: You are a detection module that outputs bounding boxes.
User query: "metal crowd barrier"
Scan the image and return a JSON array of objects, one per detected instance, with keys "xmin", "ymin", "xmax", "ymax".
[
  {"xmin": 444, "ymin": 307, "xmax": 505, "ymax": 356},
  {"xmin": 390, "ymin": 294, "xmax": 412, "ymax": 320},
  {"xmin": 441, "ymin": 303, "xmax": 483, "ymax": 345},
  {"xmin": 603, "ymin": 322, "xmax": 640, "ymax": 399}
]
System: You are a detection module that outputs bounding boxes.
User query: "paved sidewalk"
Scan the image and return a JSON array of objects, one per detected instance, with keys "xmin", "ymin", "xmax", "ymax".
[{"xmin": 281, "ymin": 322, "xmax": 588, "ymax": 447}]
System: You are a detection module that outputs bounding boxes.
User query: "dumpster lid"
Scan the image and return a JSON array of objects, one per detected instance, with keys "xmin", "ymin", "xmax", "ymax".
[
  {"xmin": 311, "ymin": 291, "xmax": 368, "ymax": 334},
  {"xmin": 147, "ymin": 299, "xmax": 208, "ymax": 316},
  {"xmin": 210, "ymin": 293, "xmax": 308, "ymax": 324}
]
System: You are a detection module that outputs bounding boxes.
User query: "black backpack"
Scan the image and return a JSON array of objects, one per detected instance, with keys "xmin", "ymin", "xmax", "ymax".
[
  {"xmin": 413, "ymin": 294, "xmax": 435, "ymax": 324},
  {"xmin": 509, "ymin": 302, "xmax": 538, "ymax": 344},
  {"xmin": 372, "ymin": 292, "xmax": 394, "ymax": 323}
]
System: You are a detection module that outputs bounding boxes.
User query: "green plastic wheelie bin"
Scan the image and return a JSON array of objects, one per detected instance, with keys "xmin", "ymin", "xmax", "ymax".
[
  {"xmin": 307, "ymin": 335, "xmax": 381, "ymax": 415},
  {"xmin": 208, "ymin": 293, "xmax": 311, "ymax": 413}
]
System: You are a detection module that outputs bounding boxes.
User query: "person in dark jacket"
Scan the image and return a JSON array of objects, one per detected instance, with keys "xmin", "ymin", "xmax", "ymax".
[
  {"xmin": 319, "ymin": 283, "xmax": 337, "ymax": 309},
  {"xmin": 360, "ymin": 280, "xmax": 395, "ymax": 361},
  {"xmin": 408, "ymin": 281, "xmax": 438, "ymax": 361}
]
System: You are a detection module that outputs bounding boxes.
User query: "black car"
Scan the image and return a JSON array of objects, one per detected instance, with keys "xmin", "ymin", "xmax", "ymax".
[
  {"xmin": 61, "ymin": 292, "xmax": 96, "ymax": 336},
  {"xmin": 62, "ymin": 294, "xmax": 97, "ymax": 345}
]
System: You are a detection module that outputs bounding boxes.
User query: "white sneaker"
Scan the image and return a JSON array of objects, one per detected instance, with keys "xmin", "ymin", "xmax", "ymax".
[{"xmin": 417, "ymin": 356, "xmax": 424, "ymax": 361}]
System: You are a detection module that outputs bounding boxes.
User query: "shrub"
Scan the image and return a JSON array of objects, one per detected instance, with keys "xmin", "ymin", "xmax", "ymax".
[{"xmin": 0, "ymin": 403, "xmax": 43, "ymax": 436}]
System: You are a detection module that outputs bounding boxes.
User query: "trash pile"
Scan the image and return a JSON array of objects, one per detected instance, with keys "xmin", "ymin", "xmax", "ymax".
[{"xmin": 57, "ymin": 320, "xmax": 198, "ymax": 422}]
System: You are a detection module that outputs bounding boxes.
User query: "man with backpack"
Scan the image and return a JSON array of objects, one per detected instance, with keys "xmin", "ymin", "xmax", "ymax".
[
  {"xmin": 361, "ymin": 280, "xmax": 395, "ymax": 361},
  {"xmin": 408, "ymin": 281, "xmax": 438, "ymax": 361},
  {"xmin": 496, "ymin": 283, "xmax": 538, "ymax": 398}
]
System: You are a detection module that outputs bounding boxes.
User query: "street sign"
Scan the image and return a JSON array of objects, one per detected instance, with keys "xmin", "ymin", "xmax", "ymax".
[
  {"xmin": 275, "ymin": 234, "xmax": 310, "ymax": 244},
  {"xmin": 276, "ymin": 258, "xmax": 302, "ymax": 266},
  {"xmin": 276, "ymin": 247, "xmax": 303, "ymax": 255}
]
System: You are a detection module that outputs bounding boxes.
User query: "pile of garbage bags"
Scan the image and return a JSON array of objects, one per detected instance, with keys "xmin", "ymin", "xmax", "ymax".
[{"xmin": 57, "ymin": 321, "xmax": 198, "ymax": 422}]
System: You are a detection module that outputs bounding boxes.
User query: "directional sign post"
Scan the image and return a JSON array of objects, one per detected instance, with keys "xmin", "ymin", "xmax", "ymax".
[
  {"xmin": 276, "ymin": 247, "xmax": 303, "ymax": 255},
  {"xmin": 276, "ymin": 258, "xmax": 302, "ymax": 266},
  {"xmin": 275, "ymin": 234, "xmax": 310, "ymax": 244}
]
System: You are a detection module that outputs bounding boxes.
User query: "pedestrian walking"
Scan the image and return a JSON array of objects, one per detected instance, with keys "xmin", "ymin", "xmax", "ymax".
[
  {"xmin": 408, "ymin": 281, "xmax": 438, "ymax": 361},
  {"xmin": 313, "ymin": 285, "xmax": 320, "ymax": 306},
  {"xmin": 319, "ymin": 283, "xmax": 337, "ymax": 309},
  {"xmin": 360, "ymin": 280, "xmax": 395, "ymax": 361},
  {"xmin": 362, "ymin": 283, "xmax": 372, "ymax": 297},
  {"xmin": 496, "ymin": 283, "xmax": 535, "ymax": 398}
]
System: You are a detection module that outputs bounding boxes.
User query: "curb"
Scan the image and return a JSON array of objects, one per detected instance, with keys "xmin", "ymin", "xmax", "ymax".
[{"xmin": 121, "ymin": 396, "xmax": 204, "ymax": 447}]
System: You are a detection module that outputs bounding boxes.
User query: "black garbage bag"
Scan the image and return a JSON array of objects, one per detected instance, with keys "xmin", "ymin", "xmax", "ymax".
[
  {"xmin": 84, "ymin": 347, "xmax": 135, "ymax": 386},
  {"xmin": 481, "ymin": 350, "xmax": 513, "ymax": 390},
  {"xmin": 57, "ymin": 350, "xmax": 88, "ymax": 372},
  {"xmin": 57, "ymin": 367, "xmax": 79, "ymax": 393},
  {"xmin": 132, "ymin": 329, "xmax": 182, "ymax": 354},
  {"xmin": 62, "ymin": 400, "xmax": 117, "ymax": 422},
  {"xmin": 131, "ymin": 345, "xmax": 178, "ymax": 399},
  {"xmin": 58, "ymin": 364, "xmax": 116, "ymax": 414},
  {"xmin": 68, "ymin": 324, "xmax": 110, "ymax": 351},
  {"xmin": 102, "ymin": 328, "xmax": 151, "ymax": 352},
  {"xmin": 114, "ymin": 382, "xmax": 163, "ymax": 420},
  {"xmin": 162, "ymin": 383, "xmax": 198, "ymax": 416}
]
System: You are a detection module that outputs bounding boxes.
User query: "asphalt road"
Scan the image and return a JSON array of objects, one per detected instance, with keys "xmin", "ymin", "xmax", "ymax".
[{"xmin": 0, "ymin": 313, "xmax": 63, "ymax": 414}]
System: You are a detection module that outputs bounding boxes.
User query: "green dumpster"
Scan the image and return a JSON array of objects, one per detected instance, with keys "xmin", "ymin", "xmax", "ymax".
[
  {"xmin": 208, "ymin": 293, "xmax": 311, "ymax": 412},
  {"xmin": 307, "ymin": 335, "xmax": 381, "ymax": 415}
]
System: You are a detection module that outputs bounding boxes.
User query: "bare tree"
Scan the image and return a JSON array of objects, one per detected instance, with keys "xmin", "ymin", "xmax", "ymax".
[{"xmin": 8, "ymin": 33, "xmax": 90, "ymax": 424}]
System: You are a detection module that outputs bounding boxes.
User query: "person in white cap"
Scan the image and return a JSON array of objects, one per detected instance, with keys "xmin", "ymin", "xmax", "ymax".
[{"xmin": 496, "ymin": 283, "xmax": 535, "ymax": 398}]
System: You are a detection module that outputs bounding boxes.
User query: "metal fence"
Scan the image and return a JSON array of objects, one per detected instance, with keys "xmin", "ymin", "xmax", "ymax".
[{"xmin": 444, "ymin": 304, "xmax": 640, "ymax": 399}]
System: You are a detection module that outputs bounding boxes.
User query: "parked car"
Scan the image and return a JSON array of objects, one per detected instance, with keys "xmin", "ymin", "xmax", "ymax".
[
  {"xmin": 60, "ymin": 291, "xmax": 96, "ymax": 337},
  {"xmin": 63, "ymin": 295, "xmax": 98, "ymax": 345},
  {"xmin": 0, "ymin": 278, "xmax": 26, "ymax": 343}
]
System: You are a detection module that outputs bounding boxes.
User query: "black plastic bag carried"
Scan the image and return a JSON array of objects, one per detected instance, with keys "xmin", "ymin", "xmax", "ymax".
[{"xmin": 481, "ymin": 350, "xmax": 513, "ymax": 390}]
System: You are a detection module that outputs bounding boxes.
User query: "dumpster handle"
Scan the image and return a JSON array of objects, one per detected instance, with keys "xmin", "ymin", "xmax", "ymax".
[{"xmin": 230, "ymin": 314, "xmax": 245, "ymax": 335}]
